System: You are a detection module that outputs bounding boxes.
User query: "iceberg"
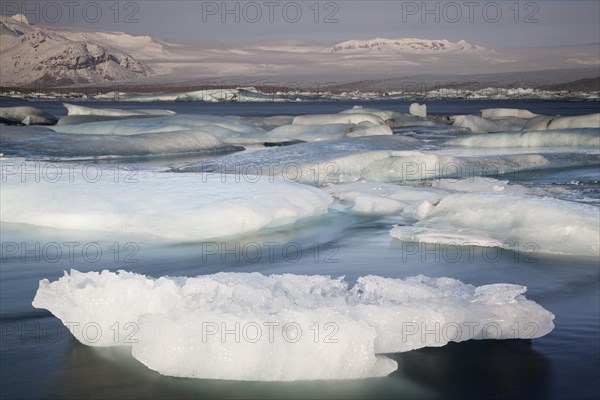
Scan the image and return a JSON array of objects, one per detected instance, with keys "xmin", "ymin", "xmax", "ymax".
[
  {"xmin": 0, "ymin": 127, "xmax": 242, "ymax": 159},
  {"xmin": 64, "ymin": 103, "xmax": 176, "ymax": 117},
  {"xmin": 339, "ymin": 106, "xmax": 397, "ymax": 121},
  {"xmin": 452, "ymin": 115, "xmax": 504, "ymax": 133},
  {"xmin": 453, "ymin": 111, "xmax": 600, "ymax": 133},
  {"xmin": 175, "ymin": 136, "xmax": 423, "ymax": 185},
  {"xmin": 409, "ymin": 103, "xmax": 427, "ymax": 118},
  {"xmin": 51, "ymin": 114, "xmax": 265, "ymax": 136},
  {"xmin": 293, "ymin": 113, "xmax": 386, "ymax": 126},
  {"xmin": 177, "ymin": 136, "xmax": 599, "ymax": 186},
  {"xmin": 480, "ymin": 108, "xmax": 538, "ymax": 119},
  {"xmin": 0, "ymin": 106, "xmax": 58, "ymax": 125},
  {"xmin": 32, "ymin": 270, "xmax": 555, "ymax": 381},
  {"xmin": 1, "ymin": 164, "xmax": 332, "ymax": 240},
  {"xmin": 390, "ymin": 193, "xmax": 600, "ymax": 256},
  {"xmin": 446, "ymin": 129, "xmax": 600, "ymax": 148},
  {"xmin": 325, "ymin": 181, "xmax": 447, "ymax": 217}
]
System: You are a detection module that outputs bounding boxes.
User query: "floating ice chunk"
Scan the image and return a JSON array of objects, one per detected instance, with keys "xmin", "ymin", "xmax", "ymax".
[
  {"xmin": 339, "ymin": 106, "xmax": 396, "ymax": 121},
  {"xmin": 64, "ymin": 103, "xmax": 176, "ymax": 117},
  {"xmin": 231, "ymin": 115, "xmax": 295, "ymax": 130},
  {"xmin": 293, "ymin": 113, "xmax": 386, "ymax": 126},
  {"xmin": 430, "ymin": 177, "xmax": 531, "ymax": 195},
  {"xmin": 57, "ymin": 115, "xmax": 160, "ymax": 126},
  {"xmin": 523, "ymin": 115, "xmax": 555, "ymax": 131},
  {"xmin": 453, "ymin": 115, "xmax": 502, "ymax": 133},
  {"xmin": 446, "ymin": 129, "xmax": 600, "ymax": 148},
  {"xmin": 134, "ymin": 309, "xmax": 393, "ymax": 381},
  {"xmin": 522, "ymin": 114, "xmax": 600, "ymax": 131},
  {"xmin": 481, "ymin": 108, "xmax": 537, "ymax": 119},
  {"xmin": 324, "ymin": 181, "xmax": 447, "ymax": 216},
  {"xmin": 176, "ymin": 136, "xmax": 423, "ymax": 185},
  {"xmin": 0, "ymin": 106, "xmax": 58, "ymax": 125},
  {"xmin": 268, "ymin": 124, "xmax": 353, "ymax": 141},
  {"xmin": 409, "ymin": 103, "xmax": 427, "ymax": 118},
  {"xmin": 387, "ymin": 115, "xmax": 439, "ymax": 128},
  {"xmin": 1, "ymin": 164, "xmax": 332, "ymax": 240},
  {"xmin": 547, "ymin": 113, "xmax": 600, "ymax": 130},
  {"xmin": 414, "ymin": 200, "xmax": 435, "ymax": 219},
  {"xmin": 0, "ymin": 128, "xmax": 241, "ymax": 159},
  {"xmin": 178, "ymin": 140, "xmax": 599, "ymax": 186},
  {"xmin": 52, "ymin": 114, "xmax": 265, "ymax": 137},
  {"xmin": 359, "ymin": 151, "xmax": 600, "ymax": 183},
  {"xmin": 390, "ymin": 193, "xmax": 600, "ymax": 256},
  {"xmin": 347, "ymin": 123, "xmax": 393, "ymax": 137},
  {"xmin": 33, "ymin": 270, "xmax": 554, "ymax": 381}
]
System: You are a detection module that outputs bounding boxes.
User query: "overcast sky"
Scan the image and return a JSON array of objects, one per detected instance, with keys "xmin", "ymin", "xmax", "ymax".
[{"xmin": 4, "ymin": 0, "xmax": 600, "ymax": 49}]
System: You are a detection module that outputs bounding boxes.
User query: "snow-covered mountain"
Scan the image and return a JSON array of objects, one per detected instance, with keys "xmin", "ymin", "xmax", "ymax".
[
  {"xmin": 0, "ymin": 14, "xmax": 156, "ymax": 86},
  {"xmin": 331, "ymin": 38, "xmax": 489, "ymax": 54},
  {"xmin": 0, "ymin": 14, "xmax": 597, "ymax": 88}
]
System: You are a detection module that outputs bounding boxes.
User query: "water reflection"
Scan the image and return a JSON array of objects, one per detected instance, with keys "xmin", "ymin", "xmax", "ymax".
[
  {"xmin": 51, "ymin": 341, "xmax": 431, "ymax": 399},
  {"xmin": 393, "ymin": 340, "xmax": 551, "ymax": 399}
]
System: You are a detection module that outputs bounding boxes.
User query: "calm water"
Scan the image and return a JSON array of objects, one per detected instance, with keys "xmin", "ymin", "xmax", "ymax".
[{"xmin": 1, "ymin": 100, "xmax": 599, "ymax": 399}]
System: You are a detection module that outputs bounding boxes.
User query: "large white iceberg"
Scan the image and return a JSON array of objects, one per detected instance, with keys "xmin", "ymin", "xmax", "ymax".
[
  {"xmin": 32, "ymin": 270, "xmax": 555, "ymax": 381},
  {"xmin": 0, "ymin": 127, "xmax": 242, "ymax": 159},
  {"xmin": 390, "ymin": 193, "xmax": 600, "ymax": 256},
  {"xmin": 0, "ymin": 164, "xmax": 332, "ymax": 240}
]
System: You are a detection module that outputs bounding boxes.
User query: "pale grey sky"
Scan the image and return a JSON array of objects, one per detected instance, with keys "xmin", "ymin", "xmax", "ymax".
[{"xmin": 3, "ymin": 0, "xmax": 599, "ymax": 49}]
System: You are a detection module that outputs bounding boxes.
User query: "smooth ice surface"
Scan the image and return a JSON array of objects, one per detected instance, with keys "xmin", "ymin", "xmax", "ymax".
[
  {"xmin": 33, "ymin": 270, "xmax": 555, "ymax": 381},
  {"xmin": 0, "ymin": 127, "xmax": 242, "ymax": 159},
  {"xmin": 64, "ymin": 103, "xmax": 176, "ymax": 117},
  {"xmin": 0, "ymin": 106, "xmax": 58, "ymax": 125},
  {"xmin": 1, "ymin": 164, "xmax": 332, "ymax": 240},
  {"xmin": 390, "ymin": 193, "xmax": 600, "ymax": 256},
  {"xmin": 446, "ymin": 129, "xmax": 600, "ymax": 148}
]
